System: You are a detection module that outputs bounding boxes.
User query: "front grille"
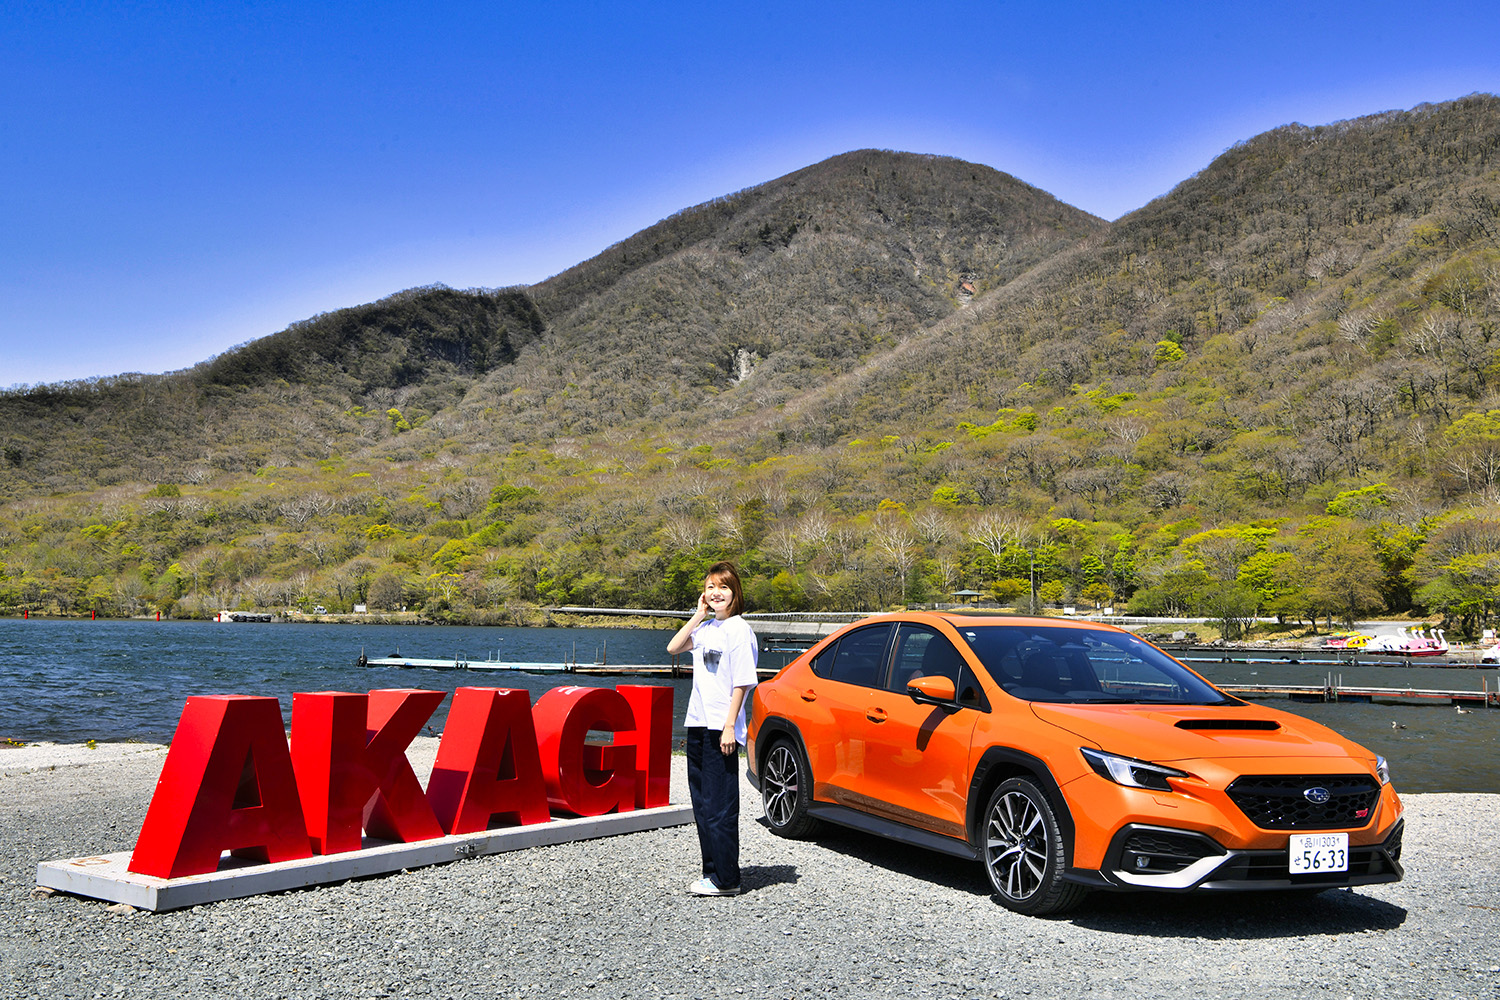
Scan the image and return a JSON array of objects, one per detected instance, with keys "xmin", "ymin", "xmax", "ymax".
[{"xmin": 1226, "ymin": 774, "xmax": 1381, "ymax": 830}]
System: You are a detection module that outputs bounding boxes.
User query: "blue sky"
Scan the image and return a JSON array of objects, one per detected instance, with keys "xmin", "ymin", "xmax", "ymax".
[{"xmin": 3, "ymin": 1, "xmax": 1497, "ymax": 388}]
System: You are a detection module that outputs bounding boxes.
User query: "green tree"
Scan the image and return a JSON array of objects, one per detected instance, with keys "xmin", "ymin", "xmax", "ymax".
[{"xmin": 368, "ymin": 572, "xmax": 406, "ymax": 610}]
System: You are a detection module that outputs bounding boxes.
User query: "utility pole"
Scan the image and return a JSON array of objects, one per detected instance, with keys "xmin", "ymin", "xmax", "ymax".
[{"xmin": 1029, "ymin": 548, "xmax": 1037, "ymax": 614}]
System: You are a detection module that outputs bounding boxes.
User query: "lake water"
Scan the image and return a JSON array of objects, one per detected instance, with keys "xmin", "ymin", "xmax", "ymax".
[{"xmin": 2, "ymin": 618, "xmax": 1496, "ymax": 794}]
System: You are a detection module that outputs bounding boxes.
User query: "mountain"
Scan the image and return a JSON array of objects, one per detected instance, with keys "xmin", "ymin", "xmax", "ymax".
[
  {"xmin": 486, "ymin": 150, "xmax": 1106, "ymax": 436},
  {"xmin": 2, "ymin": 96, "xmax": 1500, "ymax": 629},
  {"xmin": 777, "ymin": 96, "xmax": 1500, "ymax": 502},
  {"xmin": 0, "ymin": 150, "xmax": 1101, "ymax": 496}
]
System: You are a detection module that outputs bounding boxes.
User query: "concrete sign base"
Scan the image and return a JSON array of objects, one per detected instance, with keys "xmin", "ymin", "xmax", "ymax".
[{"xmin": 38, "ymin": 802, "xmax": 693, "ymax": 912}]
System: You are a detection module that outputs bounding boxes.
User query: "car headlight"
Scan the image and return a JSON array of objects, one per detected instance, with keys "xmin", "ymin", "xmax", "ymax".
[
  {"xmin": 1376, "ymin": 754, "xmax": 1390, "ymax": 786},
  {"xmin": 1081, "ymin": 747, "xmax": 1190, "ymax": 792}
]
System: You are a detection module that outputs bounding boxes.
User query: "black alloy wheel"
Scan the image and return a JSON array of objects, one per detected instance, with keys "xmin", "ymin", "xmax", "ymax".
[{"xmin": 761, "ymin": 739, "xmax": 821, "ymax": 838}]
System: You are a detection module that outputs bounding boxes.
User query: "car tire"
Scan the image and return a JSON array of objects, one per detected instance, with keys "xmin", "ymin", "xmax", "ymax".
[
  {"xmin": 760, "ymin": 738, "xmax": 821, "ymax": 839},
  {"xmin": 981, "ymin": 777, "xmax": 1088, "ymax": 916}
]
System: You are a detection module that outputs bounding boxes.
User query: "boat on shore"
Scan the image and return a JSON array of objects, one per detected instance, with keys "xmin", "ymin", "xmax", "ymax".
[
  {"xmin": 215, "ymin": 610, "xmax": 274, "ymax": 623},
  {"xmin": 1364, "ymin": 626, "xmax": 1448, "ymax": 656}
]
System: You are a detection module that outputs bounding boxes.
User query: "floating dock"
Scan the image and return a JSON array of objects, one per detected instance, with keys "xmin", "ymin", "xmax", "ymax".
[
  {"xmin": 1220, "ymin": 675, "xmax": 1499, "ymax": 707},
  {"xmin": 360, "ymin": 654, "xmax": 574, "ymax": 672},
  {"xmin": 1165, "ymin": 645, "xmax": 1493, "ymax": 669},
  {"xmin": 357, "ymin": 654, "xmax": 786, "ymax": 679}
]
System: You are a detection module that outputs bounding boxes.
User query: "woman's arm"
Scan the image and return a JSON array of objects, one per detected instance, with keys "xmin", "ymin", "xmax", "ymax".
[
  {"xmin": 667, "ymin": 594, "xmax": 710, "ymax": 654},
  {"xmin": 720, "ymin": 685, "xmax": 751, "ymax": 754}
]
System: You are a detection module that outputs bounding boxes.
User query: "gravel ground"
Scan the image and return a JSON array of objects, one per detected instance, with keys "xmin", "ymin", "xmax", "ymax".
[{"xmin": 1, "ymin": 742, "xmax": 1498, "ymax": 1000}]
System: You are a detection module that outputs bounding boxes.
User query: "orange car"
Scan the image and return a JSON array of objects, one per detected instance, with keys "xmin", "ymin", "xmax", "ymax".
[{"xmin": 746, "ymin": 613, "xmax": 1404, "ymax": 915}]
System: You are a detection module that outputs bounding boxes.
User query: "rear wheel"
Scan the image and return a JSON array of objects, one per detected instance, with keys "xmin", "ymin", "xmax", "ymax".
[
  {"xmin": 760, "ymin": 739, "xmax": 821, "ymax": 838},
  {"xmin": 981, "ymin": 777, "xmax": 1088, "ymax": 916}
]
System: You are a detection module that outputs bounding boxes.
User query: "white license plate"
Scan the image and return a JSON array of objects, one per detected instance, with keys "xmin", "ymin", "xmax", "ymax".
[{"xmin": 1289, "ymin": 832, "xmax": 1349, "ymax": 874}]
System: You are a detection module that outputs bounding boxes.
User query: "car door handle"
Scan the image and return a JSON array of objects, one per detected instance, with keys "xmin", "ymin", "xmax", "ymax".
[
  {"xmin": 866, "ymin": 707, "xmax": 887, "ymax": 723},
  {"xmin": 800, "ymin": 688, "xmax": 817, "ymax": 702}
]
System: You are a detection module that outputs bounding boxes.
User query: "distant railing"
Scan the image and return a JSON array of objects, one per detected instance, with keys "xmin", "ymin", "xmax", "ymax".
[{"xmin": 550, "ymin": 606, "xmax": 870, "ymax": 624}]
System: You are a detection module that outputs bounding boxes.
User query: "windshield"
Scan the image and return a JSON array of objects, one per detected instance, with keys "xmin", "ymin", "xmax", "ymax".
[{"xmin": 956, "ymin": 624, "xmax": 1233, "ymax": 705}]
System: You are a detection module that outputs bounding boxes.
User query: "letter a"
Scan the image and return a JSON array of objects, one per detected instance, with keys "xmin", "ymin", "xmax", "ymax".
[
  {"xmin": 427, "ymin": 687, "xmax": 550, "ymax": 834},
  {"xmin": 129, "ymin": 696, "xmax": 311, "ymax": 879}
]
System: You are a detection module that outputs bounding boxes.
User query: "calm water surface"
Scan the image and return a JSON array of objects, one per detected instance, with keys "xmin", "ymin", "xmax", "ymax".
[
  {"xmin": 0, "ymin": 618, "xmax": 702, "ymax": 745},
  {"xmin": 2, "ymin": 619, "xmax": 1496, "ymax": 793}
]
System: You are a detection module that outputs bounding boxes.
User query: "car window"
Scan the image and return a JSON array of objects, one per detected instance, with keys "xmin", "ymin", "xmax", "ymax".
[
  {"xmin": 825, "ymin": 623, "xmax": 894, "ymax": 689},
  {"xmin": 807, "ymin": 640, "xmax": 838, "ymax": 679},
  {"xmin": 885, "ymin": 624, "xmax": 988, "ymax": 710},
  {"xmin": 957, "ymin": 624, "xmax": 1231, "ymax": 705}
]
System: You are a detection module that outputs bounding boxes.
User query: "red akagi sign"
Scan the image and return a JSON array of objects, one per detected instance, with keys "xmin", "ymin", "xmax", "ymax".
[{"xmin": 129, "ymin": 684, "xmax": 673, "ymax": 879}]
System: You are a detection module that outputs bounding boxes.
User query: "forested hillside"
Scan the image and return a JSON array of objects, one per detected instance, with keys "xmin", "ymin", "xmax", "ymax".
[
  {"xmin": 0, "ymin": 286, "xmax": 546, "ymax": 494},
  {"xmin": 4, "ymin": 97, "xmax": 1500, "ymax": 635}
]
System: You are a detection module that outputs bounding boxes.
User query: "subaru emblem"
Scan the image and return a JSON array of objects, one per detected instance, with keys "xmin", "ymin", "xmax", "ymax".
[{"xmin": 1304, "ymin": 786, "xmax": 1331, "ymax": 804}]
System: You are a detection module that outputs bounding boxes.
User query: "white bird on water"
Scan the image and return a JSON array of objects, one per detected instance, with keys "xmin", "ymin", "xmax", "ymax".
[
  {"xmin": 1391, "ymin": 720, "xmax": 1408, "ymax": 729},
  {"xmin": 1455, "ymin": 705, "xmax": 1473, "ymax": 715}
]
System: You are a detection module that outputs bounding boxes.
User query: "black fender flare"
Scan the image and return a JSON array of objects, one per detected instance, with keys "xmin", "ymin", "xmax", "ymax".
[
  {"xmin": 966, "ymin": 745, "xmax": 1077, "ymax": 867},
  {"xmin": 750, "ymin": 717, "xmax": 812, "ymax": 789}
]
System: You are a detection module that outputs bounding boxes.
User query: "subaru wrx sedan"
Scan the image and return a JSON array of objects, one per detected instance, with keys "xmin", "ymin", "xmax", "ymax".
[{"xmin": 746, "ymin": 613, "xmax": 1404, "ymax": 915}]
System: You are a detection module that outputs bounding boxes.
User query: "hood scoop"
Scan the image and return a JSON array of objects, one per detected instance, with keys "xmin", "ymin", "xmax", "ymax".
[{"xmin": 1174, "ymin": 719, "xmax": 1281, "ymax": 731}]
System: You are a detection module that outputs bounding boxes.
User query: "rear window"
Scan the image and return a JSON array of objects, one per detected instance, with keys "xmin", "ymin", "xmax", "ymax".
[
  {"xmin": 822, "ymin": 624, "xmax": 893, "ymax": 689},
  {"xmin": 956, "ymin": 625, "xmax": 1231, "ymax": 705}
]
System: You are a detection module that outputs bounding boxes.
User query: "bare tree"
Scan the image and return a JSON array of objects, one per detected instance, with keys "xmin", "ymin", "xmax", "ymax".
[
  {"xmin": 912, "ymin": 508, "xmax": 953, "ymax": 547},
  {"xmin": 871, "ymin": 515, "xmax": 917, "ymax": 605},
  {"xmin": 1141, "ymin": 471, "xmax": 1195, "ymax": 511},
  {"xmin": 662, "ymin": 516, "xmax": 705, "ymax": 550},
  {"xmin": 968, "ymin": 510, "xmax": 1025, "ymax": 563},
  {"xmin": 798, "ymin": 510, "xmax": 833, "ymax": 552},
  {"xmin": 278, "ymin": 492, "xmax": 336, "ymax": 528},
  {"xmin": 764, "ymin": 526, "xmax": 800, "ymax": 571}
]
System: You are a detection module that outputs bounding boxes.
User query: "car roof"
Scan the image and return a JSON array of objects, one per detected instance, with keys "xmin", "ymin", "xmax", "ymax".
[{"xmin": 856, "ymin": 611, "xmax": 1128, "ymax": 633}]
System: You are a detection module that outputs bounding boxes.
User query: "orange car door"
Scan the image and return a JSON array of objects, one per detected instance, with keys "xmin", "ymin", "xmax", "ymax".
[
  {"xmin": 854, "ymin": 624, "xmax": 981, "ymax": 840},
  {"xmin": 811, "ymin": 623, "xmax": 895, "ymax": 804}
]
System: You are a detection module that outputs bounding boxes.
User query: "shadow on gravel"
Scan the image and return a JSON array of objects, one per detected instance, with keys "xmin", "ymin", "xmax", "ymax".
[
  {"xmin": 739, "ymin": 864, "xmax": 800, "ymax": 892},
  {"xmin": 774, "ymin": 823, "xmax": 991, "ymax": 896},
  {"xmin": 1068, "ymin": 888, "xmax": 1408, "ymax": 938}
]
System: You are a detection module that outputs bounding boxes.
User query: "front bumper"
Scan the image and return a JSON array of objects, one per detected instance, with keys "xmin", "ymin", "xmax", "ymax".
[{"xmin": 1071, "ymin": 818, "xmax": 1404, "ymax": 892}]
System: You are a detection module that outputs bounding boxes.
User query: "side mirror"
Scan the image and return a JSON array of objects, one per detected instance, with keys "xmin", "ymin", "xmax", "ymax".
[{"xmin": 906, "ymin": 675, "xmax": 957, "ymax": 705}]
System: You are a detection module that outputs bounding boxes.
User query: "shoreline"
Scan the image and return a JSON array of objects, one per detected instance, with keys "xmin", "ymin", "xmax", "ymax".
[
  {"xmin": 0, "ymin": 611, "xmax": 683, "ymax": 629},
  {"xmin": 0, "ymin": 742, "xmax": 169, "ymax": 777}
]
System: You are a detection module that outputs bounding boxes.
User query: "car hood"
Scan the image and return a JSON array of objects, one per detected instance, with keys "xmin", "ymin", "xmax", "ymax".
[{"xmin": 1029, "ymin": 701, "xmax": 1371, "ymax": 764}]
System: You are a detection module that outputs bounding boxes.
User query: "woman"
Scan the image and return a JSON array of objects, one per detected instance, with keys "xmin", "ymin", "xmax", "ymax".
[{"xmin": 666, "ymin": 561, "xmax": 758, "ymax": 896}]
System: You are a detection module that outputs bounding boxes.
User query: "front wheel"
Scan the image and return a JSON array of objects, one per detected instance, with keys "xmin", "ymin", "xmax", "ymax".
[
  {"xmin": 981, "ymin": 777, "xmax": 1088, "ymax": 916},
  {"xmin": 760, "ymin": 739, "xmax": 821, "ymax": 838}
]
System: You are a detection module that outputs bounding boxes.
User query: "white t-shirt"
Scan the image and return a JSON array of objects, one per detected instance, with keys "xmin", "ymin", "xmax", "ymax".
[{"xmin": 683, "ymin": 614, "xmax": 759, "ymax": 743}]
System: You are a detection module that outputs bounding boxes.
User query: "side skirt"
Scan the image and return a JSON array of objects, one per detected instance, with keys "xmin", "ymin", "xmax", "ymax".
[{"xmin": 806, "ymin": 802, "xmax": 978, "ymax": 861}]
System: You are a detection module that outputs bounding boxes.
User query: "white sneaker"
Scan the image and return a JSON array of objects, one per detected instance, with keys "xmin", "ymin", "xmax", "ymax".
[{"xmin": 687, "ymin": 876, "xmax": 740, "ymax": 896}]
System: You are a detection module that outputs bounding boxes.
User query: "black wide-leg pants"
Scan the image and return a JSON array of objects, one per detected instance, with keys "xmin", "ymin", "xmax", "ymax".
[{"xmin": 684, "ymin": 726, "xmax": 741, "ymax": 890}]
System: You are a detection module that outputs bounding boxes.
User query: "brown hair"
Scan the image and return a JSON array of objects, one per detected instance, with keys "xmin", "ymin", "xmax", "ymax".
[{"xmin": 705, "ymin": 561, "xmax": 745, "ymax": 617}]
